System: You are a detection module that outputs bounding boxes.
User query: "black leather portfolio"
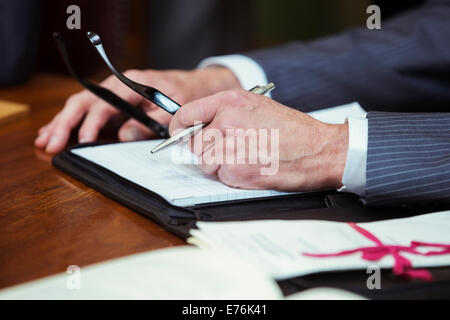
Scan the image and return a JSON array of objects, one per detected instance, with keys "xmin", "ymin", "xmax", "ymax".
[{"xmin": 52, "ymin": 142, "xmax": 450, "ymax": 299}]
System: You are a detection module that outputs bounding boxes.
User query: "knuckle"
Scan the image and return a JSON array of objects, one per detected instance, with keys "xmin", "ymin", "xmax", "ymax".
[
  {"xmin": 51, "ymin": 124, "xmax": 66, "ymax": 137},
  {"xmin": 123, "ymin": 69, "xmax": 138, "ymax": 76},
  {"xmin": 64, "ymin": 93, "xmax": 80, "ymax": 107},
  {"xmin": 218, "ymin": 88, "xmax": 251, "ymax": 111},
  {"xmin": 155, "ymin": 70, "xmax": 170, "ymax": 82},
  {"xmin": 177, "ymin": 107, "xmax": 190, "ymax": 126},
  {"xmin": 169, "ymin": 118, "xmax": 184, "ymax": 136},
  {"xmin": 123, "ymin": 69, "xmax": 141, "ymax": 81},
  {"xmin": 220, "ymin": 89, "xmax": 241, "ymax": 104},
  {"xmin": 102, "ymin": 74, "xmax": 117, "ymax": 85},
  {"xmin": 64, "ymin": 91, "xmax": 90, "ymax": 112},
  {"xmin": 172, "ymin": 93, "xmax": 189, "ymax": 105},
  {"xmin": 92, "ymin": 103, "xmax": 110, "ymax": 114}
]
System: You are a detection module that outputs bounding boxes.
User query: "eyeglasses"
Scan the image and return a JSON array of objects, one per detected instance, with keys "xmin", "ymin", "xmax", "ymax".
[
  {"xmin": 86, "ymin": 32, "xmax": 181, "ymax": 115},
  {"xmin": 53, "ymin": 32, "xmax": 170, "ymax": 138}
]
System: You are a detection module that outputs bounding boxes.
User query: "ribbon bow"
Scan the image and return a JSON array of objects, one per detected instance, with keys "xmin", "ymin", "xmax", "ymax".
[{"xmin": 302, "ymin": 223, "xmax": 450, "ymax": 281}]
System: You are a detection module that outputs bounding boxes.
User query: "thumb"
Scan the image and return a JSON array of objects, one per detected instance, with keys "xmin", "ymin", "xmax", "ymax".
[{"xmin": 118, "ymin": 119, "xmax": 158, "ymax": 142}]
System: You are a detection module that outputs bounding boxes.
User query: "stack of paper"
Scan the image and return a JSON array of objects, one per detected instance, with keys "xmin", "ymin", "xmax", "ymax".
[
  {"xmin": 189, "ymin": 211, "xmax": 450, "ymax": 280},
  {"xmin": 0, "ymin": 246, "xmax": 365, "ymax": 300},
  {"xmin": 0, "ymin": 247, "xmax": 282, "ymax": 299}
]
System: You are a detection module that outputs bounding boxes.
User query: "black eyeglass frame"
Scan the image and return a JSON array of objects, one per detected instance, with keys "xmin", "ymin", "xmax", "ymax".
[{"xmin": 53, "ymin": 32, "xmax": 170, "ymax": 138}]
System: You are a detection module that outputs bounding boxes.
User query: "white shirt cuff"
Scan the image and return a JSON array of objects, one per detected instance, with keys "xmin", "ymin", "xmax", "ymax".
[
  {"xmin": 198, "ymin": 54, "xmax": 271, "ymax": 98},
  {"xmin": 338, "ymin": 116, "xmax": 368, "ymax": 196}
]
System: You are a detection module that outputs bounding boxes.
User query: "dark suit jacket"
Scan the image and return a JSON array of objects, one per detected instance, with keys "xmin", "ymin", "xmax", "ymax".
[{"xmin": 245, "ymin": 0, "xmax": 450, "ymax": 206}]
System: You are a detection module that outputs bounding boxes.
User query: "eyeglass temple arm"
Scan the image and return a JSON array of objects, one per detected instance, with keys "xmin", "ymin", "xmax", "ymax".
[
  {"xmin": 86, "ymin": 31, "xmax": 181, "ymax": 115},
  {"xmin": 53, "ymin": 32, "xmax": 169, "ymax": 138}
]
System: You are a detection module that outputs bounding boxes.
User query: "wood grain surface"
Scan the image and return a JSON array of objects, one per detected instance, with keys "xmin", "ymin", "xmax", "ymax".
[
  {"xmin": 0, "ymin": 74, "xmax": 185, "ymax": 290},
  {"xmin": 0, "ymin": 100, "xmax": 30, "ymax": 126}
]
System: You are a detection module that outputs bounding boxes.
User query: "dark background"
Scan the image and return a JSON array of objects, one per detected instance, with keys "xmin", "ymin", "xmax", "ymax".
[
  {"xmin": 35, "ymin": 0, "xmax": 372, "ymax": 77},
  {"xmin": 16, "ymin": 0, "xmax": 426, "ymax": 81}
]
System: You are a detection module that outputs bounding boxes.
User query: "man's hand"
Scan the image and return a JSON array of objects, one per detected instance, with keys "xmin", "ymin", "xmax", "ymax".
[
  {"xmin": 169, "ymin": 89, "xmax": 349, "ymax": 192},
  {"xmin": 34, "ymin": 67, "xmax": 240, "ymax": 153}
]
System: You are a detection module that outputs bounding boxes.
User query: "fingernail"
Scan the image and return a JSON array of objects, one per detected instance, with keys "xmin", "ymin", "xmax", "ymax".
[
  {"xmin": 38, "ymin": 128, "xmax": 48, "ymax": 135},
  {"xmin": 35, "ymin": 131, "xmax": 49, "ymax": 145},
  {"xmin": 79, "ymin": 135, "xmax": 92, "ymax": 144},
  {"xmin": 124, "ymin": 127, "xmax": 143, "ymax": 141},
  {"xmin": 46, "ymin": 135, "xmax": 61, "ymax": 153}
]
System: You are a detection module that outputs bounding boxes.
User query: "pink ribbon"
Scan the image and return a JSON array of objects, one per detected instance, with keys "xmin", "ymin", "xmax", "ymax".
[{"xmin": 302, "ymin": 223, "xmax": 450, "ymax": 281}]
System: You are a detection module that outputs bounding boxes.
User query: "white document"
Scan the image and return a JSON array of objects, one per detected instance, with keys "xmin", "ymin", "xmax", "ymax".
[
  {"xmin": 72, "ymin": 140, "xmax": 296, "ymax": 207},
  {"xmin": 0, "ymin": 247, "xmax": 283, "ymax": 300},
  {"xmin": 71, "ymin": 102, "xmax": 366, "ymax": 207},
  {"xmin": 190, "ymin": 211, "xmax": 450, "ymax": 280},
  {"xmin": 0, "ymin": 245, "xmax": 365, "ymax": 300}
]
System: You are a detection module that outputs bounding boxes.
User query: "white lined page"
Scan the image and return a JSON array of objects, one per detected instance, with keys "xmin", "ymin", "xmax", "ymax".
[
  {"xmin": 72, "ymin": 140, "xmax": 295, "ymax": 207},
  {"xmin": 71, "ymin": 102, "xmax": 366, "ymax": 207}
]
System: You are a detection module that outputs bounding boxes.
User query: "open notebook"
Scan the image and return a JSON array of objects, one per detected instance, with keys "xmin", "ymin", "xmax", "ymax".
[
  {"xmin": 72, "ymin": 140, "xmax": 297, "ymax": 207},
  {"xmin": 71, "ymin": 102, "xmax": 367, "ymax": 208}
]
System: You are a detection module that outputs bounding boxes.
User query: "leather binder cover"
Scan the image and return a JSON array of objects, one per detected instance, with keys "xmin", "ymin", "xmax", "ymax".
[{"xmin": 52, "ymin": 142, "xmax": 450, "ymax": 299}]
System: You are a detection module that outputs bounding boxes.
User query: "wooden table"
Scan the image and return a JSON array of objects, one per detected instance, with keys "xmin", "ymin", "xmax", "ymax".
[{"xmin": 0, "ymin": 74, "xmax": 185, "ymax": 290}]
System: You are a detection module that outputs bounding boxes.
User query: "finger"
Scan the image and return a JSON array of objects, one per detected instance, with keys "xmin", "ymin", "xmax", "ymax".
[
  {"xmin": 118, "ymin": 103, "xmax": 174, "ymax": 141},
  {"xmin": 34, "ymin": 129, "xmax": 51, "ymax": 148},
  {"xmin": 193, "ymin": 126, "xmax": 227, "ymax": 175},
  {"xmin": 35, "ymin": 123, "xmax": 53, "ymax": 147},
  {"xmin": 197, "ymin": 143, "xmax": 222, "ymax": 175},
  {"xmin": 44, "ymin": 124, "xmax": 72, "ymax": 154},
  {"xmin": 34, "ymin": 113, "xmax": 61, "ymax": 148},
  {"xmin": 217, "ymin": 164, "xmax": 262, "ymax": 190},
  {"xmin": 45, "ymin": 96, "xmax": 90, "ymax": 153},
  {"xmin": 198, "ymin": 157, "xmax": 220, "ymax": 176},
  {"xmin": 38, "ymin": 124, "xmax": 50, "ymax": 135},
  {"xmin": 169, "ymin": 88, "xmax": 245, "ymax": 135},
  {"xmin": 101, "ymin": 71, "xmax": 146, "ymax": 105},
  {"xmin": 118, "ymin": 119, "xmax": 157, "ymax": 141},
  {"xmin": 145, "ymin": 106, "xmax": 173, "ymax": 126},
  {"xmin": 217, "ymin": 164, "xmax": 243, "ymax": 189},
  {"xmin": 78, "ymin": 103, "xmax": 117, "ymax": 143},
  {"xmin": 169, "ymin": 94, "xmax": 222, "ymax": 135},
  {"xmin": 189, "ymin": 125, "xmax": 223, "ymax": 157}
]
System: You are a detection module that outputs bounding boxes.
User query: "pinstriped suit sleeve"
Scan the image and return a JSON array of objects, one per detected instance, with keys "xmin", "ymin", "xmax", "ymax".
[
  {"xmin": 365, "ymin": 112, "xmax": 450, "ymax": 206},
  {"xmin": 243, "ymin": 0, "xmax": 450, "ymax": 113}
]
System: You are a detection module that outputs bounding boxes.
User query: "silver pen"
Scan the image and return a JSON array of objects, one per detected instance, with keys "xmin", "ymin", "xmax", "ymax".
[{"xmin": 150, "ymin": 83, "xmax": 276, "ymax": 154}]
